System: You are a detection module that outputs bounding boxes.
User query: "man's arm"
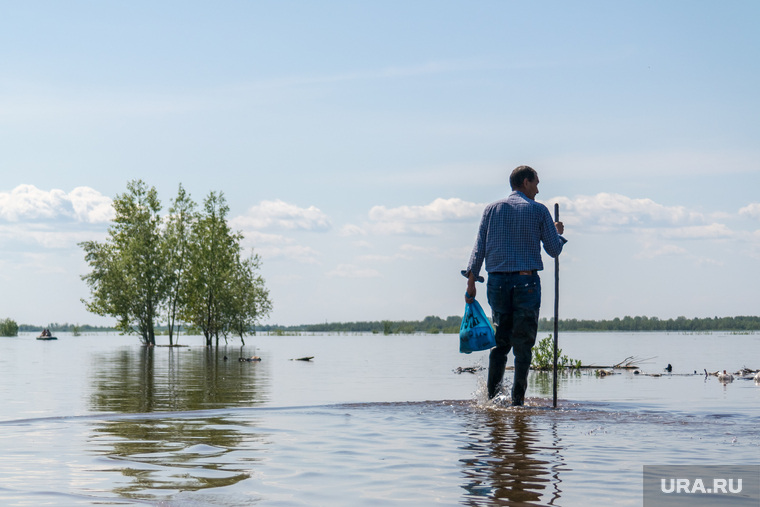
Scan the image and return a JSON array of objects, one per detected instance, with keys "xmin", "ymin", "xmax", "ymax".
[
  {"xmin": 541, "ymin": 206, "xmax": 566, "ymax": 258},
  {"xmin": 462, "ymin": 207, "xmax": 489, "ymax": 301}
]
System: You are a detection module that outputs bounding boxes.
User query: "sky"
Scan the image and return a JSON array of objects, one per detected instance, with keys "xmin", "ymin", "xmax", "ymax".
[{"xmin": 1, "ymin": 1, "xmax": 759, "ymax": 328}]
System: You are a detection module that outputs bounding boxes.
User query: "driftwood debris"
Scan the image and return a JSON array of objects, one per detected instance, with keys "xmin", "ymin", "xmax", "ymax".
[
  {"xmin": 576, "ymin": 355, "xmax": 655, "ymax": 370},
  {"xmin": 454, "ymin": 365, "xmax": 485, "ymax": 374}
]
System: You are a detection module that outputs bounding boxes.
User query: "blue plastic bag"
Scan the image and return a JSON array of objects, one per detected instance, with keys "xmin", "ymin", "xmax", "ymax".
[{"xmin": 459, "ymin": 295, "xmax": 496, "ymax": 354}]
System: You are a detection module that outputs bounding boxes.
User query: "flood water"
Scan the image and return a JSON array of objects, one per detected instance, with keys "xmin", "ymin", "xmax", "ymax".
[{"xmin": 1, "ymin": 331, "xmax": 759, "ymax": 506}]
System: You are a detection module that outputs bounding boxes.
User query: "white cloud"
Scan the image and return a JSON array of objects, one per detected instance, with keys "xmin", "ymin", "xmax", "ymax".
[
  {"xmin": 0, "ymin": 223, "xmax": 106, "ymax": 249},
  {"xmin": 357, "ymin": 253, "xmax": 412, "ymax": 263},
  {"xmin": 551, "ymin": 193, "xmax": 704, "ymax": 230},
  {"xmin": 369, "ymin": 221, "xmax": 442, "ymax": 236},
  {"xmin": 232, "ymin": 199, "xmax": 331, "ymax": 231},
  {"xmin": 660, "ymin": 224, "xmax": 734, "ymax": 240},
  {"xmin": 739, "ymin": 203, "xmax": 760, "ymax": 220},
  {"xmin": 369, "ymin": 197, "xmax": 482, "ymax": 223},
  {"xmin": 241, "ymin": 230, "xmax": 293, "ymax": 245},
  {"xmin": 257, "ymin": 244, "xmax": 321, "ymax": 265},
  {"xmin": 635, "ymin": 244, "xmax": 687, "ymax": 259},
  {"xmin": 364, "ymin": 193, "xmax": 723, "ymax": 240},
  {"xmin": 694, "ymin": 256, "xmax": 724, "ymax": 267},
  {"xmin": 68, "ymin": 187, "xmax": 115, "ymax": 223},
  {"xmin": 232, "ymin": 202, "xmax": 330, "ymax": 264},
  {"xmin": 17, "ymin": 252, "xmax": 68, "ymax": 274},
  {"xmin": 0, "ymin": 184, "xmax": 114, "ymax": 223},
  {"xmin": 326, "ymin": 264, "xmax": 381, "ymax": 279},
  {"xmin": 239, "ymin": 230, "xmax": 320, "ymax": 264},
  {"xmin": 365, "ymin": 197, "xmax": 483, "ymax": 236},
  {"xmin": 339, "ymin": 224, "xmax": 367, "ymax": 236},
  {"xmin": 399, "ymin": 244, "xmax": 431, "ymax": 253},
  {"xmin": 352, "ymin": 240, "xmax": 373, "ymax": 249}
]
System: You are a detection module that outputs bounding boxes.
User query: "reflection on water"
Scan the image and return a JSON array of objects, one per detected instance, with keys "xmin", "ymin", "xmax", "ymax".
[
  {"xmin": 85, "ymin": 346, "xmax": 272, "ymax": 500},
  {"xmin": 92, "ymin": 415, "xmax": 266, "ymax": 501},
  {"xmin": 454, "ymin": 372, "xmax": 582, "ymax": 505},
  {"xmin": 530, "ymin": 370, "xmax": 582, "ymax": 398},
  {"xmin": 459, "ymin": 405, "xmax": 564, "ymax": 506},
  {"xmin": 89, "ymin": 346, "xmax": 269, "ymax": 413}
]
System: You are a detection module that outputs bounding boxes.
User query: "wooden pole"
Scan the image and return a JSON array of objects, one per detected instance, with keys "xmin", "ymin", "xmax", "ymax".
[{"xmin": 553, "ymin": 203, "xmax": 560, "ymax": 408}]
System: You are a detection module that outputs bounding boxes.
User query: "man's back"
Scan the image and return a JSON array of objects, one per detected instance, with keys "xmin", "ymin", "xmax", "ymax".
[{"xmin": 467, "ymin": 191, "xmax": 562, "ymax": 276}]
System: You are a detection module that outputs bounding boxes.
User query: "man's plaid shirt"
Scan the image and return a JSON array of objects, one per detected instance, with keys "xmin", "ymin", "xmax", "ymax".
[{"xmin": 463, "ymin": 191, "xmax": 567, "ymax": 282}]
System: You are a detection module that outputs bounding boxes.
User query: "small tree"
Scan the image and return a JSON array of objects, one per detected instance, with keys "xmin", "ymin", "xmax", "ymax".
[
  {"xmin": 531, "ymin": 335, "xmax": 581, "ymax": 370},
  {"xmin": 80, "ymin": 180, "xmax": 168, "ymax": 345},
  {"xmin": 183, "ymin": 191, "xmax": 238, "ymax": 347},
  {"xmin": 224, "ymin": 252, "xmax": 272, "ymax": 344},
  {"xmin": 163, "ymin": 184, "xmax": 197, "ymax": 346},
  {"xmin": 0, "ymin": 318, "xmax": 19, "ymax": 337},
  {"xmin": 182, "ymin": 192, "xmax": 272, "ymax": 347}
]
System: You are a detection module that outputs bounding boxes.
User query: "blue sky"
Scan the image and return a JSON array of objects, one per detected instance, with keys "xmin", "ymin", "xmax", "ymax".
[{"xmin": 1, "ymin": 1, "xmax": 759, "ymax": 327}]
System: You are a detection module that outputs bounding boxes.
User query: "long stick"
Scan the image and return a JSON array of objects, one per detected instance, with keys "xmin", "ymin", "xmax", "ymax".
[{"xmin": 553, "ymin": 203, "xmax": 560, "ymax": 408}]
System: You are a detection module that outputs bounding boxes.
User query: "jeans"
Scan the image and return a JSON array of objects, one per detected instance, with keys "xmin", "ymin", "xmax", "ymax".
[{"xmin": 486, "ymin": 272, "xmax": 541, "ymax": 404}]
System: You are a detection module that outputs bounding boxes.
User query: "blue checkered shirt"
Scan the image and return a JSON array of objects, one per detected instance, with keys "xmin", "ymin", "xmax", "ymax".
[{"xmin": 463, "ymin": 191, "xmax": 567, "ymax": 282}]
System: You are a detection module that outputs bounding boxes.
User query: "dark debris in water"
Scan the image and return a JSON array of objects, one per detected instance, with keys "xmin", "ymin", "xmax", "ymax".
[{"xmin": 454, "ymin": 365, "xmax": 485, "ymax": 374}]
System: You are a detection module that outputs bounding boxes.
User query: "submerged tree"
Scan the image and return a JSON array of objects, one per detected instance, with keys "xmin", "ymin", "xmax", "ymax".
[
  {"xmin": 80, "ymin": 180, "xmax": 167, "ymax": 345},
  {"xmin": 0, "ymin": 318, "xmax": 19, "ymax": 337},
  {"xmin": 224, "ymin": 253, "xmax": 272, "ymax": 344},
  {"xmin": 163, "ymin": 184, "xmax": 197, "ymax": 345},
  {"xmin": 182, "ymin": 192, "xmax": 272, "ymax": 346},
  {"xmin": 182, "ymin": 192, "xmax": 235, "ymax": 346},
  {"xmin": 81, "ymin": 182, "xmax": 271, "ymax": 347}
]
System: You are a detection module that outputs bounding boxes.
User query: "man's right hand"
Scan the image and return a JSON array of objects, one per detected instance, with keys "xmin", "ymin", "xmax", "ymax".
[{"xmin": 466, "ymin": 274, "xmax": 476, "ymax": 303}]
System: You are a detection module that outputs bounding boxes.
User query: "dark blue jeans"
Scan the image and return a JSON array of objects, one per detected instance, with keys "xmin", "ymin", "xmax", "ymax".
[{"xmin": 486, "ymin": 272, "xmax": 541, "ymax": 404}]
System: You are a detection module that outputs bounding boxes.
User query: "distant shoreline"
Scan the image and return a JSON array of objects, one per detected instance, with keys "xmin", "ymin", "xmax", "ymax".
[{"xmin": 18, "ymin": 315, "xmax": 760, "ymax": 335}]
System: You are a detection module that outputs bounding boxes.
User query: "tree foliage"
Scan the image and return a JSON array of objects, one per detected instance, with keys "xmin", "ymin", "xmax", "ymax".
[
  {"xmin": 259, "ymin": 315, "xmax": 462, "ymax": 335},
  {"xmin": 163, "ymin": 184, "xmax": 197, "ymax": 345},
  {"xmin": 183, "ymin": 192, "xmax": 238, "ymax": 347},
  {"xmin": 225, "ymin": 254, "xmax": 272, "ymax": 343},
  {"xmin": 531, "ymin": 334, "xmax": 581, "ymax": 370},
  {"xmin": 0, "ymin": 318, "xmax": 19, "ymax": 337},
  {"xmin": 80, "ymin": 181, "xmax": 272, "ymax": 346},
  {"xmin": 259, "ymin": 315, "xmax": 760, "ymax": 335},
  {"xmin": 538, "ymin": 315, "xmax": 760, "ymax": 332},
  {"xmin": 81, "ymin": 180, "xmax": 166, "ymax": 345}
]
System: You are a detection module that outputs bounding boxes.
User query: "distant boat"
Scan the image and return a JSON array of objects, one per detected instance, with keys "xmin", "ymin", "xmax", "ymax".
[{"xmin": 37, "ymin": 329, "xmax": 57, "ymax": 340}]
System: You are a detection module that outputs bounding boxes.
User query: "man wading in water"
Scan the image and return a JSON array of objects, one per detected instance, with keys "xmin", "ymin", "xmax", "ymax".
[{"xmin": 462, "ymin": 165, "xmax": 566, "ymax": 405}]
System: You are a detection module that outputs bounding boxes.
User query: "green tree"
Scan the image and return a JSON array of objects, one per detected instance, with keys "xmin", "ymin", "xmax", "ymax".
[
  {"xmin": 80, "ymin": 180, "xmax": 167, "ymax": 345},
  {"xmin": 163, "ymin": 184, "xmax": 197, "ymax": 345},
  {"xmin": 0, "ymin": 318, "xmax": 19, "ymax": 337},
  {"xmin": 80, "ymin": 182, "xmax": 272, "ymax": 348},
  {"xmin": 224, "ymin": 252, "xmax": 272, "ymax": 344},
  {"xmin": 182, "ymin": 191, "xmax": 239, "ymax": 347}
]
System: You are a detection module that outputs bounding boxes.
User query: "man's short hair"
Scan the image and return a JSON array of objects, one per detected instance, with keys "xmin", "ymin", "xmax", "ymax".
[{"xmin": 509, "ymin": 165, "xmax": 537, "ymax": 190}]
